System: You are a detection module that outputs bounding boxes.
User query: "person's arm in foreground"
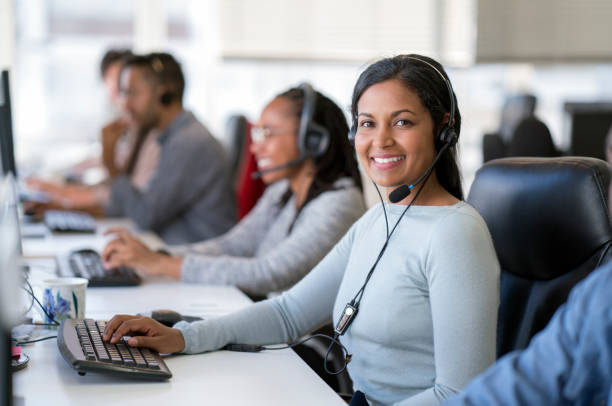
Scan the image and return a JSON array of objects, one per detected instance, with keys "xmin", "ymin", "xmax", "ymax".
[
  {"xmin": 104, "ymin": 222, "xmax": 357, "ymax": 354},
  {"xmin": 441, "ymin": 261, "xmax": 612, "ymax": 406}
]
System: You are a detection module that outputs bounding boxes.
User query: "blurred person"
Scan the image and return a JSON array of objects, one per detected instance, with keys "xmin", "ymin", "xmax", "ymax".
[
  {"xmin": 101, "ymin": 84, "xmax": 366, "ymax": 296},
  {"xmin": 101, "ymin": 48, "xmax": 134, "ymax": 114},
  {"xmin": 28, "ymin": 53, "xmax": 236, "ymax": 244},
  {"xmin": 65, "ymin": 48, "xmax": 136, "ymax": 181},
  {"xmin": 101, "ymin": 55, "xmax": 500, "ymax": 405}
]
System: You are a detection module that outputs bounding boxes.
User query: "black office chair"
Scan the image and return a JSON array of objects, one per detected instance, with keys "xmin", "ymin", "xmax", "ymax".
[
  {"xmin": 467, "ymin": 157, "xmax": 612, "ymax": 357},
  {"xmin": 506, "ymin": 116, "xmax": 559, "ymax": 158},
  {"xmin": 482, "ymin": 94, "xmax": 537, "ymax": 163},
  {"xmin": 225, "ymin": 114, "xmax": 249, "ymax": 185},
  {"xmin": 482, "ymin": 133, "xmax": 507, "ymax": 162},
  {"xmin": 292, "ymin": 324, "xmax": 353, "ymax": 396}
]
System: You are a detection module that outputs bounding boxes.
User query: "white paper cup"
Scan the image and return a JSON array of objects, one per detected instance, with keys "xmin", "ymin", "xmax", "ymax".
[{"xmin": 40, "ymin": 277, "xmax": 88, "ymax": 322}]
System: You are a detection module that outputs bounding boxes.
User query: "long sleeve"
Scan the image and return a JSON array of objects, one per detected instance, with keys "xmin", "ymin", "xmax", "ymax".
[
  {"xmin": 331, "ymin": 202, "xmax": 499, "ymax": 406},
  {"xmin": 179, "ymin": 185, "xmax": 365, "ymax": 295},
  {"xmin": 106, "ymin": 133, "xmax": 222, "ymax": 232},
  {"xmin": 174, "ymin": 222, "xmax": 356, "ymax": 354},
  {"xmin": 394, "ymin": 211, "xmax": 500, "ymax": 405},
  {"xmin": 165, "ymin": 181, "xmax": 284, "ymax": 258},
  {"xmin": 442, "ymin": 261, "xmax": 612, "ymax": 406}
]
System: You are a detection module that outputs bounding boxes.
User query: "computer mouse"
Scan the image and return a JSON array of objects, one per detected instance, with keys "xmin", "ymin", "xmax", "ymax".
[{"xmin": 150, "ymin": 309, "xmax": 202, "ymax": 327}]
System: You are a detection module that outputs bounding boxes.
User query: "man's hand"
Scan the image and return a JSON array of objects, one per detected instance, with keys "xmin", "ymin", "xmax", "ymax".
[
  {"xmin": 101, "ymin": 118, "xmax": 129, "ymax": 177},
  {"xmin": 26, "ymin": 178, "xmax": 98, "ymax": 210}
]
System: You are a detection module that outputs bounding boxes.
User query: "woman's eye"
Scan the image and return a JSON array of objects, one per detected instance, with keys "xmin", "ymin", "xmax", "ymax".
[
  {"xmin": 395, "ymin": 119, "xmax": 413, "ymax": 127},
  {"xmin": 359, "ymin": 120, "xmax": 374, "ymax": 128}
]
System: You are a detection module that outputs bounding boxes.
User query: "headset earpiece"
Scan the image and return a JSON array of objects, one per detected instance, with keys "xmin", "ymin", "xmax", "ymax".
[
  {"xmin": 348, "ymin": 123, "xmax": 356, "ymax": 146},
  {"xmin": 298, "ymin": 83, "xmax": 330, "ymax": 158},
  {"xmin": 160, "ymin": 91, "xmax": 172, "ymax": 106},
  {"xmin": 443, "ymin": 127, "xmax": 458, "ymax": 146}
]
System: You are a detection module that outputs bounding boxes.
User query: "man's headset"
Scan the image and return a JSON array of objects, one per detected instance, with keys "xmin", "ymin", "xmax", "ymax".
[
  {"xmin": 149, "ymin": 55, "xmax": 174, "ymax": 106},
  {"xmin": 252, "ymin": 83, "xmax": 330, "ymax": 179}
]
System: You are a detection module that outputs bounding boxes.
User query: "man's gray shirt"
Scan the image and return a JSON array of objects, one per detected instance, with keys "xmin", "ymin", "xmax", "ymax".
[{"xmin": 106, "ymin": 110, "xmax": 236, "ymax": 244}]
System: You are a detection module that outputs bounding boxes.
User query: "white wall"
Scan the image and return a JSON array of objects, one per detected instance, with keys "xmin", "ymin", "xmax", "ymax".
[{"xmin": 6, "ymin": 0, "xmax": 612, "ymax": 193}]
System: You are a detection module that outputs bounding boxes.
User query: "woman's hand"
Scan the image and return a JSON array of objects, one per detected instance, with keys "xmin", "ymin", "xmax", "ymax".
[
  {"xmin": 103, "ymin": 314, "xmax": 186, "ymax": 354},
  {"xmin": 102, "ymin": 228, "xmax": 183, "ymax": 279}
]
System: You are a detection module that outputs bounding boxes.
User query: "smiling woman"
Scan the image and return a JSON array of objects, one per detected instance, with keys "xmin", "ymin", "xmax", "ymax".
[{"xmin": 102, "ymin": 55, "xmax": 500, "ymax": 406}]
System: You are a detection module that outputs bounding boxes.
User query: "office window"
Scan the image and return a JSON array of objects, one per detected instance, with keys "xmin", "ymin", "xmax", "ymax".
[
  {"xmin": 218, "ymin": 0, "xmax": 475, "ymax": 65},
  {"xmin": 477, "ymin": 0, "xmax": 612, "ymax": 62}
]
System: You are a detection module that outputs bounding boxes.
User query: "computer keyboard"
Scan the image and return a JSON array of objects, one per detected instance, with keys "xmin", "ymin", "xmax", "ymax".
[
  {"xmin": 44, "ymin": 210, "xmax": 97, "ymax": 233},
  {"xmin": 58, "ymin": 319, "xmax": 172, "ymax": 380},
  {"xmin": 67, "ymin": 249, "xmax": 142, "ymax": 287}
]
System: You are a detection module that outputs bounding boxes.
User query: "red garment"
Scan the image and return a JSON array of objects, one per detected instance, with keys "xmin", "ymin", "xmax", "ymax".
[{"xmin": 235, "ymin": 122, "xmax": 266, "ymax": 219}]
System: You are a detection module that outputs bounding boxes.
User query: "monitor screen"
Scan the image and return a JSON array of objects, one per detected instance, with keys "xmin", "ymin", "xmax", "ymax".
[
  {"xmin": 0, "ymin": 71, "xmax": 17, "ymax": 177},
  {"xmin": 0, "ymin": 174, "xmax": 22, "ymax": 406},
  {"xmin": 565, "ymin": 102, "xmax": 612, "ymax": 161}
]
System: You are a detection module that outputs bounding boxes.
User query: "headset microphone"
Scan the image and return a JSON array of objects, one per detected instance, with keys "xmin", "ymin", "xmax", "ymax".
[
  {"xmin": 387, "ymin": 140, "xmax": 454, "ymax": 203},
  {"xmin": 251, "ymin": 156, "xmax": 306, "ymax": 179}
]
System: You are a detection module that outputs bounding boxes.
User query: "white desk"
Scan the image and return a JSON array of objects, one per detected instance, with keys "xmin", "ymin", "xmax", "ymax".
[
  {"xmin": 21, "ymin": 218, "xmax": 164, "ymax": 259},
  {"xmin": 14, "ymin": 223, "xmax": 346, "ymax": 406}
]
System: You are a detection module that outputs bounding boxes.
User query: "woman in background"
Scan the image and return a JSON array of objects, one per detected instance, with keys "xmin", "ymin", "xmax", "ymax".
[{"xmin": 102, "ymin": 84, "xmax": 365, "ymax": 296}]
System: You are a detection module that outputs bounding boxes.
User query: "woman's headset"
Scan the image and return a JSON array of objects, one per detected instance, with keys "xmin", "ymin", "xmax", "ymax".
[
  {"xmin": 347, "ymin": 55, "xmax": 457, "ymax": 149},
  {"xmin": 298, "ymin": 82, "xmax": 330, "ymax": 158}
]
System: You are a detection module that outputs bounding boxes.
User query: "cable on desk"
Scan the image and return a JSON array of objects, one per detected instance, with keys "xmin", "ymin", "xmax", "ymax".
[
  {"xmin": 11, "ymin": 335, "xmax": 58, "ymax": 345},
  {"xmin": 22, "ymin": 278, "xmax": 60, "ymax": 326},
  {"xmin": 224, "ymin": 333, "xmax": 351, "ymax": 375}
]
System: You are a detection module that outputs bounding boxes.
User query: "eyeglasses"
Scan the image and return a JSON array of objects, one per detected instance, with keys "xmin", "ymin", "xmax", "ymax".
[{"xmin": 250, "ymin": 126, "xmax": 296, "ymax": 144}]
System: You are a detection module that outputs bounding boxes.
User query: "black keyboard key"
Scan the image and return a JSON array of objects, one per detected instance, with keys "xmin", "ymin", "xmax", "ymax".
[
  {"xmin": 44, "ymin": 210, "xmax": 96, "ymax": 233},
  {"xmin": 128, "ymin": 347, "xmax": 148, "ymax": 368},
  {"xmin": 67, "ymin": 250, "xmax": 142, "ymax": 287},
  {"xmin": 57, "ymin": 319, "xmax": 171, "ymax": 379},
  {"xmin": 116, "ymin": 342, "xmax": 134, "ymax": 362}
]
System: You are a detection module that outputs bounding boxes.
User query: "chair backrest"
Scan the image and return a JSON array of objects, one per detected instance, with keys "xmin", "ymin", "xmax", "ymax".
[
  {"xmin": 507, "ymin": 116, "xmax": 559, "ymax": 158},
  {"xmin": 225, "ymin": 114, "xmax": 249, "ymax": 185},
  {"xmin": 499, "ymin": 94, "xmax": 537, "ymax": 142},
  {"xmin": 482, "ymin": 133, "xmax": 507, "ymax": 163},
  {"xmin": 235, "ymin": 128, "xmax": 266, "ymax": 220},
  {"xmin": 467, "ymin": 157, "xmax": 612, "ymax": 357},
  {"xmin": 481, "ymin": 93, "xmax": 537, "ymax": 163}
]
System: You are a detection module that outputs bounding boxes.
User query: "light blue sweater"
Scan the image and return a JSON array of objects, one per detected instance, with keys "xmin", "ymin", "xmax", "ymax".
[{"xmin": 175, "ymin": 201, "xmax": 500, "ymax": 405}]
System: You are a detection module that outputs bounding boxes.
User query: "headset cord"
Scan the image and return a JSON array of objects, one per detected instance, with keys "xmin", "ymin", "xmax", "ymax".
[
  {"xmin": 22, "ymin": 278, "xmax": 60, "ymax": 326},
  {"xmin": 224, "ymin": 171, "xmax": 436, "ymax": 375},
  {"xmin": 250, "ymin": 170, "xmax": 436, "ymax": 376},
  {"xmin": 349, "ymin": 168, "xmax": 434, "ymax": 312}
]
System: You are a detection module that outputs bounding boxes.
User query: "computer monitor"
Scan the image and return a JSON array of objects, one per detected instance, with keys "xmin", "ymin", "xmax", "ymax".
[
  {"xmin": 0, "ymin": 174, "xmax": 23, "ymax": 406},
  {"xmin": 0, "ymin": 70, "xmax": 17, "ymax": 177},
  {"xmin": 565, "ymin": 102, "xmax": 612, "ymax": 161}
]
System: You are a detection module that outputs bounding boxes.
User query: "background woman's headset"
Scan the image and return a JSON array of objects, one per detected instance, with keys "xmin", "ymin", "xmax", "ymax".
[
  {"xmin": 297, "ymin": 82, "xmax": 330, "ymax": 158},
  {"xmin": 251, "ymin": 82, "xmax": 330, "ymax": 179}
]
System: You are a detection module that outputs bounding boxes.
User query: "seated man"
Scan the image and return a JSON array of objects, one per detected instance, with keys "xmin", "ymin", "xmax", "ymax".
[{"xmin": 28, "ymin": 53, "xmax": 236, "ymax": 244}]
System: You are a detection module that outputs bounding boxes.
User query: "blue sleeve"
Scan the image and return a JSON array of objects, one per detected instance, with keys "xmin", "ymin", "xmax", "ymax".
[{"xmin": 442, "ymin": 262, "xmax": 612, "ymax": 406}]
